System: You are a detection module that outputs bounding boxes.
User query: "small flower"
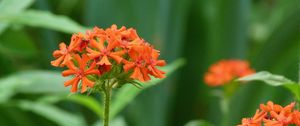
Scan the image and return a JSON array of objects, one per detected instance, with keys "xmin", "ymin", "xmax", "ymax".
[
  {"xmin": 123, "ymin": 43, "xmax": 166, "ymax": 82},
  {"xmin": 51, "ymin": 41, "xmax": 78, "ymax": 67},
  {"xmin": 62, "ymin": 54, "xmax": 100, "ymax": 93},
  {"xmin": 264, "ymin": 111, "xmax": 293, "ymax": 126},
  {"xmin": 238, "ymin": 110, "xmax": 266, "ymax": 126},
  {"xmin": 204, "ymin": 59, "xmax": 255, "ymax": 86}
]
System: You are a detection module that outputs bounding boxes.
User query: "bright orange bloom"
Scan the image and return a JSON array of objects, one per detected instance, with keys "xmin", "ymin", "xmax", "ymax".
[
  {"xmin": 264, "ymin": 111, "xmax": 293, "ymax": 126},
  {"xmin": 292, "ymin": 110, "xmax": 300, "ymax": 125},
  {"xmin": 51, "ymin": 41, "xmax": 78, "ymax": 67},
  {"xmin": 51, "ymin": 24, "xmax": 166, "ymax": 93},
  {"xmin": 204, "ymin": 59, "xmax": 255, "ymax": 86},
  {"xmin": 238, "ymin": 110, "xmax": 266, "ymax": 126},
  {"xmin": 62, "ymin": 54, "xmax": 100, "ymax": 93},
  {"xmin": 123, "ymin": 43, "xmax": 166, "ymax": 82},
  {"xmin": 144, "ymin": 44, "xmax": 166, "ymax": 78},
  {"xmin": 238, "ymin": 101, "xmax": 300, "ymax": 126},
  {"xmin": 86, "ymin": 37, "xmax": 125, "ymax": 65}
]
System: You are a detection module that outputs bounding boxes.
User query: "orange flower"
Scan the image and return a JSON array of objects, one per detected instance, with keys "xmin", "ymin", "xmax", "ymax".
[
  {"xmin": 238, "ymin": 110, "xmax": 266, "ymax": 126},
  {"xmin": 123, "ymin": 43, "xmax": 166, "ymax": 82},
  {"xmin": 51, "ymin": 41, "xmax": 78, "ymax": 67},
  {"xmin": 264, "ymin": 111, "xmax": 293, "ymax": 126},
  {"xmin": 62, "ymin": 54, "xmax": 100, "ymax": 93},
  {"xmin": 51, "ymin": 24, "xmax": 166, "ymax": 93},
  {"xmin": 292, "ymin": 110, "xmax": 300, "ymax": 125},
  {"xmin": 238, "ymin": 101, "xmax": 300, "ymax": 126},
  {"xmin": 123, "ymin": 44, "xmax": 151, "ymax": 82},
  {"xmin": 144, "ymin": 44, "xmax": 166, "ymax": 78},
  {"xmin": 204, "ymin": 59, "xmax": 255, "ymax": 86},
  {"xmin": 86, "ymin": 37, "xmax": 125, "ymax": 65}
]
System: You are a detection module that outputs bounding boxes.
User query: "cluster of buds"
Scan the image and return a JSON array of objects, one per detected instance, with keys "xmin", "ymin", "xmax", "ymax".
[
  {"xmin": 51, "ymin": 25, "xmax": 166, "ymax": 93},
  {"xmin": 204, "ymin": 60, "xmax": 255, "ymax": 86},
  {"xmin": 238, "ymin": 101, "xmax": 300, "ymax": 126}
]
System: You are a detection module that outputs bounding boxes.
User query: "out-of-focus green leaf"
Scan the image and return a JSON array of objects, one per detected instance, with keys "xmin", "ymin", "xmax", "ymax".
[
  {"xmin": 238, "ymin": 71, "xmax": 300, "ymax": 100},
  {"xmin": 238, "ymin": 71, "xmax": 294, "ymax": 86},
  {"xmin": 185, "ymin": 120, "xmax": 214, "ymax": 126},
  {"xmin": 67, "ymin": 95, "xmax": 103, "ymax": 119},
  {"xmin": 17, "ymin": 100, "xmax": 86, "ymax": 126},
  {"xmin": 0, "ymin": 70, "xmax": 69, "ymax": 103},
  {"xmin": 0, "ymin": 0, "xmax": 34, "ymax": 34},
  {"xmin": 0, "ymin": 29, "xmax": 37, "ymax": 58},
  {"xmin": 38, "ymin": 94, "xmax": 104, "ymax": 119},
  {"xmin": 14, "ymin": 70, "xmax": 69, "ymax": 94},
  {"xmin": 111, "ymin": 59, "xmax": 185, "ymax": 119},
  {"xmin": 0, "ymin": 10, "xmax": 87, "ymax": 34},
  {"xmin": 0, "ymin": 76, "xmax": 21, "ymax": 103}
]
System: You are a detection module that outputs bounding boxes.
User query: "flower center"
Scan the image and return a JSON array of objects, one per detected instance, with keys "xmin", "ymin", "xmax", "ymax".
[{"xmin": 76, "ymin": 70, "xmax": 85, "ymax": 78}]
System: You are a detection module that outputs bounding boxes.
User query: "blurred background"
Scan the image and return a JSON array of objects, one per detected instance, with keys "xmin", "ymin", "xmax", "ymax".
[{"xmin": 0, "ymin": 0, "xmax": 299, "ymax": 126}]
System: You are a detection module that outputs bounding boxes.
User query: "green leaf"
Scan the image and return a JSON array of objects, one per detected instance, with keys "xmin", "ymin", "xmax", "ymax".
[
  {"xmin": 14, "ymin": 70, "xmax": 69, "ymax": 94},
  {"xmin": 110, "ymin": 58, "xmax": 185, "ymax": 119},
  {"xmin": 0, "ymin": 29, "xmax": 37, "ymax": 58},
  {"xmin": 237, "ymin": 71, "xmax": 300, "ymax": 100},
  {"xmin": 0, "ymin": 76, "xmax": 22, "ymax": 103},
  {"xmin": 38, "ymin": 95, "xmax": 103, "ymax": 119},
  {"xmin": 67, "ymin": 95, "xmax": 103, "ymax": 119},
  {"xmin": 0, "ymin": 0, "xmax": 34, "ymax": 34},
  {"xmin": 0, "ymin": 10, "xmax": 87, "ymax": 34},
  {"xmin": 185, "ymin": 120, "xmax": 214, "ymax": 126},
  {"xmin": 17, "ymin": 100, "xmax": 86, "ymax": 126},
  {"xmin": 0, "ymin": 70, "xmax": 69, "ymax": 103},
  {"xmin": 238, "ymin": 71, "xmax": 294, "ymax": 86}
]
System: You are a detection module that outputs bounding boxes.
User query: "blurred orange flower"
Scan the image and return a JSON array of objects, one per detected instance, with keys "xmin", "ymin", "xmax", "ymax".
[
  {"xmin": 238, "ymin": 101, "xmax": 300, "ymax": 126},
  {"xmin": 204, "ymin": 59, "xmax": 255, "ymax": 86}
]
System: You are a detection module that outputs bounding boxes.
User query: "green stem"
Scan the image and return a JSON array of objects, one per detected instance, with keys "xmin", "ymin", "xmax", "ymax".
[
  {"xmin": 220, "ymin": 96, "xmax": 229, "ymax": 126},
  {"xmin": 103, "ymin": 81, "xmax": 112, "ymax": 126}
]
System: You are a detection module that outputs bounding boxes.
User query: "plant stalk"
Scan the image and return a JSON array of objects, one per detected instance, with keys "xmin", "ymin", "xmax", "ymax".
[{"xmin": 103, "ymin": 81, "xmax": 111, "ymax": 126}]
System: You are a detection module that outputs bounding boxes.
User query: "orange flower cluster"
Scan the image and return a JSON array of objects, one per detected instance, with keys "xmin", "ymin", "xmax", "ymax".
[
  {"xmin": 51, "ymin": 25, "xmax": 166, "ymax": 93},
  {"xmin": 204, "ymin": 60, "xmax": 255, "ymax": 86},
  {"xmin": 238, "ymin": 101, "xmax": 300, "ymax": 126}
]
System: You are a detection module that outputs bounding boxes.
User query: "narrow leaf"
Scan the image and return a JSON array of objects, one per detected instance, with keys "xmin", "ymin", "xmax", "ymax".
[
  {"xmin": 238, "ymin": 71, "xmax": 300, "ymax": 100},
  {"xmin": 0, "ymin": 0, "xmax": 34, "ymax": 34},
  {"xmin": 38, "ymin": 95, "xmax": 103, "ymax": 119},
  {"xmin": 67, "ymin": 95, "xmax": 103, "ymax": 119},
  {"xmin": 0, "ymin": 70, "xmax": 69, "ymax": 103},
  {"xmin": 238, "ymin": 71, "xmax": 294, "ymax": 86},
  {"xmin": 185, "ymin": 120, "xmax": 214, "ymax": 126},
  {"xmin": 0, "ymin": 10, "xmax": 87, "ymax": 34},
  {"xmin": 17, "ymin": 100, "xmax": 86, "ymax": 126}
]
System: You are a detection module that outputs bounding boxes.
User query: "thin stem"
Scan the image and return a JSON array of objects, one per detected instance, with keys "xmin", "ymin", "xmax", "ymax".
[
  {"xmin": 220, "ymin": 96, "xmax": 229, "ymax": 126},
  {"xmin": 103, "ymin": 81, "xmax": 111, "ymax": 126}
]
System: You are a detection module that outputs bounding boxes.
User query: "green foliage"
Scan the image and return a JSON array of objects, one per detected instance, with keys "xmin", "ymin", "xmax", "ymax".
[
  {"xmin": 17, "ymin": 100, "xmax": 86, "ymax": 126},
  {"xmin": 4, "ymin": 10, "xmax": 87, "ymax": 33},
  {"xmin": 0, "ymin": 0, "xmax": 34, "ymax": 34},
  {"xmin": 184, "ymin": 120, "xmax": 214, "ymax": 126},
  {"xmin": 0, "ymin": 70, "xmax": 69, "ymax": 102},
  {"xmin": 238, "ymin": 71, "xmax": 300, "ymax": 100}
]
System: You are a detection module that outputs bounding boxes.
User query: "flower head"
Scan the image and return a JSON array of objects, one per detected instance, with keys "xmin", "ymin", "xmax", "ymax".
[
  {"xmin": 204, "ymin": 59, "xmax": 255, "ymax": 86},
  {"xmin": 51, "ymin": 24, "xmax": 166, "ymax": 93},
  {"xmin": 238, "ymin": 101, "xmax": 300, "ymax": 126}
]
